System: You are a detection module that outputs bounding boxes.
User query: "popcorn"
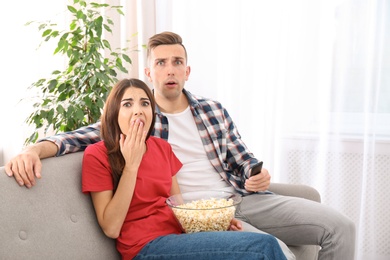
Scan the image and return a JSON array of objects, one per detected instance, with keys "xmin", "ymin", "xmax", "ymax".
[{"xmin": 171, "ymin": 197, "xmax": 236, "ymax": 233}]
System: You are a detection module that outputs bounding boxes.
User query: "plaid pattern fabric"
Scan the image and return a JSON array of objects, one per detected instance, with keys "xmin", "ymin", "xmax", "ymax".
[
  {"xmin": 43, "ymin": 124, "xmax": 102, "ymax": 155},
  {"xmin": 42, "ymin": 89, "xmax": 260, "ymax": 195}
]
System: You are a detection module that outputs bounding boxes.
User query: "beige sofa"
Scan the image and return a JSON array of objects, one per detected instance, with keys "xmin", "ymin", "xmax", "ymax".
[{"xmin": 0, "ymin": 152, "xmax": 320, "ymax": 259}]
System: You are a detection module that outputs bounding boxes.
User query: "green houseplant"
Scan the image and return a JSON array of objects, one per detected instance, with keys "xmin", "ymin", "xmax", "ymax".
[{"xmin": 24, "ymin": 0, "xmax": 132, "ymax": 144}]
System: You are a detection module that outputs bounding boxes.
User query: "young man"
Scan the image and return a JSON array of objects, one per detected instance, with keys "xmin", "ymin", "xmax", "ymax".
[{"xmin": 6, "ymin": 31, "xmax": 355, "ymax": 260}]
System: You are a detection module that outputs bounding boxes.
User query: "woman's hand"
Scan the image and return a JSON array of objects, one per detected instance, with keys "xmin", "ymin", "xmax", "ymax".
[
  {"xmin": 120, "ymin": 119, "xmax": 147, "ymax": 172},
  {"xmin": 229, "ymin": 218, "xmax": 243, "ymax": 231}
]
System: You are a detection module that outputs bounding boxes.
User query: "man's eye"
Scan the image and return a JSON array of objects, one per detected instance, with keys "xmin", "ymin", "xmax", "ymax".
[
  {"xmin": 175, "ymin": 60, "xmax": 182, "ymax": 65},
  {"xmin": 157, "ymin": 61, "xmax": 164, "ymax": 65}
]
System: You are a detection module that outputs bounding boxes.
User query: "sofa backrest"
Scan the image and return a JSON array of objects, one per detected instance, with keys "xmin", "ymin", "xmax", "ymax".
[{"xmin": 0, "ymin": 152, "xmax": 120, "ymax": 260}]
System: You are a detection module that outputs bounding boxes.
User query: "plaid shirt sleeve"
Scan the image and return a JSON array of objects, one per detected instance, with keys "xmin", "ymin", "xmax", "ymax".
[
  {"xmin": 38, "ymin": 122, "xmax": 102, "ymax": 156},
  {"xmin": 188, "ymin": 91, "xmax": 261, "ymax": 195}
]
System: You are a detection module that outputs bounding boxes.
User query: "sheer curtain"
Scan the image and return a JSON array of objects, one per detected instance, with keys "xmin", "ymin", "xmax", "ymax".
[
  {"xmin": 1, "ymin": 0, "xmax": 389, "ymax": 259},
  {"xmin": 0, "ymin": 0, "xmax": 139, "ymax": 164},
  {"xmin": 139, "ymin": 0, "xmax": 389, "ymax": 259}
]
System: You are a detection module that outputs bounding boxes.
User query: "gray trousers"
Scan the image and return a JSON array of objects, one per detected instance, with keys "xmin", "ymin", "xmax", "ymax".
[
  {"xmin": 240, "ymin": 221, "xmax": 296, "ymax": 260},
  {"xmin": 235, "ymin": 194, "xmax": 356, "ymax": 260}
]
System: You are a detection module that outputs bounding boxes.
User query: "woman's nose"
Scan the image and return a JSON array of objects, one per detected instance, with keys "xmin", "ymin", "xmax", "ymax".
[{"xmin": 134, "ymin": 106, "xmax": 143, "ymax": 116}]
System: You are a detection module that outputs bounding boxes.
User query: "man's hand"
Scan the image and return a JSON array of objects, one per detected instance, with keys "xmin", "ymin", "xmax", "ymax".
[
  {"xmin": 244, "ymin": 168, "xmax": 271, "ymax": 192},
  {"xmin": 4, "ymin": 141, "xmax": 58, "ymax": 188},
  {"xmin": 5, "ymin": 148, "xmax": 41, "ymax": 188}
]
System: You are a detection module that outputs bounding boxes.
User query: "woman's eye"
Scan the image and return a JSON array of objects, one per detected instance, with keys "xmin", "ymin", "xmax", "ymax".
[
  {"xmin": 142, "ymin": 101, "xmax": 150, "ymax": 106},
  {"xmin": 123, "ymin": 102, "xmax": 131, "ymax": 107}
]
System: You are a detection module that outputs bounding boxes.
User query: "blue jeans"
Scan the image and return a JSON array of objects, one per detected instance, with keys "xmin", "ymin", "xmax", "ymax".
[{"xmin": 134, "ymin": 231, "xmax": 287, "ymax": 260}]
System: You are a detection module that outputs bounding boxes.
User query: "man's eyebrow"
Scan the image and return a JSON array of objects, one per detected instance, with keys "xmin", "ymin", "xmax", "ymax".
[{"xmin": 155, "ymin": 58, "xmax": 167, "ymax": 62}]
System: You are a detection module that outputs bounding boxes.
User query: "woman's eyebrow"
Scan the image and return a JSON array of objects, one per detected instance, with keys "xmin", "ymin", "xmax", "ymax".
[
  {"xmin": 121, "ymin": 97, "xmax": 150, "ymax": 102},
  {"xmin": 121, "ymin": 97, "xmax": 133, "ymax": 102}
]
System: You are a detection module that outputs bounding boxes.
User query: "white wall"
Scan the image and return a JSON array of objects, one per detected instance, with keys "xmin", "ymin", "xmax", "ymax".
[{"xmin": 0, "ymin": 0, "xmax": 67, "ymax": 165}]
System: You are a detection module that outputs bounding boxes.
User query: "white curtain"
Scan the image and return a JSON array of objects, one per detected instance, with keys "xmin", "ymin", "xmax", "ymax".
[
  {"xmin": 1, "ymin": 0, "xmax": 389, "ymax": 259},
  {"xmin": 138, "ymin": 0, "xmax": 389, "ymax": 259},
  {"xmin": 0, "ymin": 0, "xmax": 141, "ymax": 164}
]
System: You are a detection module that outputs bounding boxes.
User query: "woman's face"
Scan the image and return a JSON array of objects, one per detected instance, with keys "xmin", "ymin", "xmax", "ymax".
[{"xmin": 118, "ymin": 87, "xmax": 153, "ymax": 135}]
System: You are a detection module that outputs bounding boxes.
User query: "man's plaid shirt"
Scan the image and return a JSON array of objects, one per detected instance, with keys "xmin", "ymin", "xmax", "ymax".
[{"xmin": 42, "ymin": 89, "xmax": 261, "ymax": 195}]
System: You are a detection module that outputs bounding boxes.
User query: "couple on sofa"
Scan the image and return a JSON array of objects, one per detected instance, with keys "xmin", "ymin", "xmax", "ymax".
[{"xmin": 5, "ymin": 31, "xmax": 355, "ymax": 260}]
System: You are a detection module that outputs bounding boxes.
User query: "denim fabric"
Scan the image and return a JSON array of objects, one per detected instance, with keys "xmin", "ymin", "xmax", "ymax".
[{"xmin": 134, "ymin": 231, "xmax": 287, "ymax": 260}]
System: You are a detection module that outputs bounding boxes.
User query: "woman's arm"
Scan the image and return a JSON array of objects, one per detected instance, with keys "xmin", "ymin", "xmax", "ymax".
[
  {"xmin": 90, "ymin": 165, "xmax": 138, "ymax": 238},
  {"xmin": 170, "ymin": 176, "xmax": 181, "ymax": 196},
  {"xmin": 91, "ymin": 121, "xmax": 147, "ymax": 239}
]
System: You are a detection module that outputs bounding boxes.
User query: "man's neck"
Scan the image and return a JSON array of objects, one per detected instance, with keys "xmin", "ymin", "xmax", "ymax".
[{"xmin": 156, "ymin": 92, "xmax": 189, "ymax": 114}]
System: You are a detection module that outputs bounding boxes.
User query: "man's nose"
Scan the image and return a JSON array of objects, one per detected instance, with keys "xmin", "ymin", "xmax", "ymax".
[{"xmin": 167, "ymin": 63, "xmax": 175, "ymax": 75}]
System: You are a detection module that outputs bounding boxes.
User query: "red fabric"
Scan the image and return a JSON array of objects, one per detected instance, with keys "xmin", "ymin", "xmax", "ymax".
[{"xmin": 82, "ymin": 137, "xmax": 183, "ymax": 259}]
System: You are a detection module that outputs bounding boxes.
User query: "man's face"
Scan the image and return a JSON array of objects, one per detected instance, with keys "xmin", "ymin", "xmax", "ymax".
[{"xmin": 145, "ymin": 44, "xmax": 190, "ymax": 102}]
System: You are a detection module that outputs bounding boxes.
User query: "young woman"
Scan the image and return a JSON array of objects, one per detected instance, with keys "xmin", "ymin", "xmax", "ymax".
[{"xmin": 81, "ymin": 78, "xmax": 287, "ymax": 260}]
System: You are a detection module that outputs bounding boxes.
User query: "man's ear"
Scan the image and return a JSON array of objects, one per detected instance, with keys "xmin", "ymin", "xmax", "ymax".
[
  {"xmin": 186, "ymin": 66, "xmax": 191, "ymax": 80},
  {"xmin": 144, "ymin": 67, "xmax": 152, "ymax": 82}
]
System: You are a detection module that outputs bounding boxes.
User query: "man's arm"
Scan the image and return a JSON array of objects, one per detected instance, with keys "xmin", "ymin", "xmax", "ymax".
[
  {"xmin": 221, "ymin": 107, "xmax": 271, "ymax": 193},
  {"xmin": 5, "ymin": 141, "xmax": 58, "ymax": 188},
  {"xmin": 4, "ymin": 122, "xmax": 102, "ymax": 188},
  {"xmin": 44, "ymin": 122, "xmax": 102, "ymax": 156}
]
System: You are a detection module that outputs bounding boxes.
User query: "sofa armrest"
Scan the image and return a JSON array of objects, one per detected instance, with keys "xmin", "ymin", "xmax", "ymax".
[{"xmin": 268, "ymin": 183, "xmax": 321, "ymax": 203}]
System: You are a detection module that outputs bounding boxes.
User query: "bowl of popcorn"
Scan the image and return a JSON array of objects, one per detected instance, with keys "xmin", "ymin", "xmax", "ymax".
[{"xmin": 166, "ymin": 190, "xmax": 242, "ymax": 233}]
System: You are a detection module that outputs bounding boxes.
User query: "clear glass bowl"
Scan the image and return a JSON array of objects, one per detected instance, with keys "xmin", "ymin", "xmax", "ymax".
[{"xmin": 166, "ymin": 190, "xmax": 242, "ymax": 233}]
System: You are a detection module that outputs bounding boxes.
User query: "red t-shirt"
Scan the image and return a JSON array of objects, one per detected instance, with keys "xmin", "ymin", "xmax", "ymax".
[{"xmin": 82, "ymin": 137, "xmax": 183, "ymax": 259}]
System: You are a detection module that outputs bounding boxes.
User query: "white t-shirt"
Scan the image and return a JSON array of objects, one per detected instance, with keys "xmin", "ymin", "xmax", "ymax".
[{"xmin": 162, "ymin": 106, "xmax": 234, "ymax": 193}]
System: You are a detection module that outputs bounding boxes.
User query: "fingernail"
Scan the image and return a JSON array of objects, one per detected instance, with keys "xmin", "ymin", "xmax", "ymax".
[{"xmin": 18, "ymin": 181, "xmax": 24, "ymax": 186}]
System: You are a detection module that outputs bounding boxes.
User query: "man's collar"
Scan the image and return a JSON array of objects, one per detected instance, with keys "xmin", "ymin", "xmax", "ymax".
[{"xmin": 153, "ymin": 88, "xmax": 200, "ymax": 115}]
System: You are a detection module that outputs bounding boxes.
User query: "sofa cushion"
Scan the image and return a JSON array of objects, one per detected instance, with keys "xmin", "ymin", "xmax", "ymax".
[{"xmin": 0, "ymin": 152, "xmax": 120, "ymax": 260}]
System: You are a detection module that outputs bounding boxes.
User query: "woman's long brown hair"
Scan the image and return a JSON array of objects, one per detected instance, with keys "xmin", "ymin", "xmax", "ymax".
[{"xmin": 100, "ymin": 78, "xmax": 156, "ymax": 190}]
